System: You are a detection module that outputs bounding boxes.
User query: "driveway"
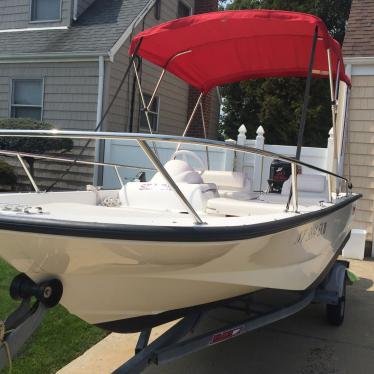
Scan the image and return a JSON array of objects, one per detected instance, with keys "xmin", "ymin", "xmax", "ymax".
[{"xmin": 59, "ymin": 259, "xmax": 374, "ymax": 374}]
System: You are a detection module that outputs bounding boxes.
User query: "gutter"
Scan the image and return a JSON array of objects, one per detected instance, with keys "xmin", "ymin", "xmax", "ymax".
[
  {"xmin": 93, "ymin": 55, "xmax": 106, "ymax": 186},
  {"xmin": 344, "ymin": 56, "xmax": 374, "ymax": 65},
  {"xmin": 0, "ymin": 26, "xmax": 68, "ymax": 33},
  {"xmin": 0, "ymin": 51, "xmax": 109, "ymax": 64}
]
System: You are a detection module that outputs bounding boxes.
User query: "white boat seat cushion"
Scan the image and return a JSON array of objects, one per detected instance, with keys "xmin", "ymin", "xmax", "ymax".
[
  {"xmin": 151, "ymin": 159, "xmax": 203, "ymax": 184},
  {"xmin": 281, "ymin": 174, "xmax": 328, "ymax": 199},
  {"xmin": 201, "ymin": 170, "xmax": 249, "ymax": 190},
  {"xmin": 201, "ymin": 171, "xmax": 252, "ymax": 200},
  {"xmin": 120, "ymin": 160, "xmax": 220, "ymax": 212}
]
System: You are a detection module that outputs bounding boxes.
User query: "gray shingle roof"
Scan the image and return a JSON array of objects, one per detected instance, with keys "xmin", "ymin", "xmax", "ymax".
[
  {"xmin": 344, "ymin": 0, "xmax": 374, "ymax": 57},
  {"xmin": 0, "ymin": 0, "xmax": 152, "ymax": 57}
]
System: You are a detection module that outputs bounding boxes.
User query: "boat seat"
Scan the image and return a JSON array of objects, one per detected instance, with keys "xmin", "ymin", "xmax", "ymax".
[
  {"xmin": 201, "ymin": 170, "xmax": 252, "ymax": 200},
  {"xmin": 119, "ymin": 159, "xmax": 218, "ymax": 212},
  {"xmin": 206, "ymin": 198, "xmax": 284, "ymax": 217},
  {"xmin": 281, "ymin": 174, "xmax": 328, "ymax": 200},
  {"xmin": 151, "ymin": 159, "xmax": 203, "ymax": 184}
]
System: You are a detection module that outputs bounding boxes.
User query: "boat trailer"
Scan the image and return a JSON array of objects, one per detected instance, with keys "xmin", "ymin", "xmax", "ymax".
[
  {"xmin": 0, "ymin": 274, "xmax": 62, "ymax": 370},
  {"xmin": 0, "ymin": 260, "xmax": 349, "ymax": 373}
]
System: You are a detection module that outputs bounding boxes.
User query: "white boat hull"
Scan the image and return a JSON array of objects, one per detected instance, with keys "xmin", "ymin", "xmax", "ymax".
[{"xmin": 0, "ymin": 197, "xmax": 355, "ymax": 331}]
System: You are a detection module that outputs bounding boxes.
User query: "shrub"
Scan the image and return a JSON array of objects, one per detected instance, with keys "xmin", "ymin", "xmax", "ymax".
[
  {"xmin": 0, "ymin": 160, "xmax": 17, "ymax": 187},
  {"xmin": 0, "ymin": 118, "xmax": 74, "ymax": 176}
]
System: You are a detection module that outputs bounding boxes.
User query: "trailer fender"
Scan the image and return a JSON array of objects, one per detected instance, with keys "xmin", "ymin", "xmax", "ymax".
[{"xmin": 322, "ymin": 261, "xmax": 349, "ymax": 299}]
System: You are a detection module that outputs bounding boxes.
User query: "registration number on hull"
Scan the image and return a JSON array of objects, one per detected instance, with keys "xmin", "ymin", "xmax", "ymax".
[{"xmin": 297, "ymin": 222, "xmax": 327, "ymax": 244}]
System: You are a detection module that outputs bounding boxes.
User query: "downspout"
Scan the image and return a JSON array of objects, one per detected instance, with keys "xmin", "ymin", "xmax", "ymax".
[
  {"xmin": 337, "ymin": 63, "xmax": 352, "ymax": 177},
  {"xmin": 93, "ymin": 55, "xmax": 105, "ymax": 186},
  {"xmin": 128, "ymin": 60, "xmax": 138, "ymax": 132},
  {"xmin": 73, "ymin": 0, "xmax": 78, "ymax": 21}
]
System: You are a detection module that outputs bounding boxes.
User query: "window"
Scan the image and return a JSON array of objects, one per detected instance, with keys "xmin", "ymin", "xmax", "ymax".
[
  {"xmin": 177, "ymin": 1, "xmax": 191, "ymax": 18},
  {"xmin": 155, "ymin": 0, "xmax": 161, "ymax": 20},
  {"xmin": 11, "ymin": 79, "xmax": 43, "ymax": 121},
  {"xmin": 31, "ymin": 0, "xmax": 61, "ymax": 22},
  {"xmin": 139, "ymin": 94, "xmax": 159, "ymax": 132}
]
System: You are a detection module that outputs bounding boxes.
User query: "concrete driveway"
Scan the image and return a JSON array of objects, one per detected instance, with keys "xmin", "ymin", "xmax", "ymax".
[{"xmin": 59, "ymin": 259, "xmax": 374, "ymax": 374}]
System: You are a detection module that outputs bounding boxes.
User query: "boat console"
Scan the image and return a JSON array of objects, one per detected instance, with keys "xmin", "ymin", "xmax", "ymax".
[
  {"xmin": 118, "ymin": 158, "xmax": 283, "ymax": 216},
  {"xmin": 119, "ymin": 159, "xmax": 219, "ymax": 212}
]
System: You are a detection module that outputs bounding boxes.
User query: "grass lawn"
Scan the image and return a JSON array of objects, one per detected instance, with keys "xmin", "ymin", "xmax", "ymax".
[{"xmin": 0, "ymin": 259, "xmax": 108, "ymax": 374}]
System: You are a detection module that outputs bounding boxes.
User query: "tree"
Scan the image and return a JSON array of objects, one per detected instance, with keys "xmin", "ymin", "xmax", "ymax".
[
  {"xmin": 220, "ymin": 0, "xmax": 352, "ymax": 146},
  {"xmin": 0, "ymin": 160, "xmax": 17, "ymax": 189},
  {"xmin": 0, "ymin": 118, "xmax": 73, "ymax": 177}
]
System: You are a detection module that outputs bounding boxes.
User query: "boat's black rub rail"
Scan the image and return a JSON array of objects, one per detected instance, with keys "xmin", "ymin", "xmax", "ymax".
[{"xmin": 0, "ymin": 194, "xmax": 361, "ymax": 242}]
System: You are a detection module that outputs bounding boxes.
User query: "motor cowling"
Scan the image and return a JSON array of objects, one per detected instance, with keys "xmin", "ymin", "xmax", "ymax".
[{"xmin": 268, "ymin": 159, "xmax": 301, "ymax": 193}]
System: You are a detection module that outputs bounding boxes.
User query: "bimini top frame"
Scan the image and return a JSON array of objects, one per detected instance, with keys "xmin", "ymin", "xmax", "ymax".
[
  {"xmin": 129, "ymin": 10, "xmax": 351, "ymax": 92},
  {"xmin": 0, "ymin": 130, "xmax": 351, "ymax": 225},
  {"xmin": 0, "ymin": 14, "xmax": 353, "ymax": 225},
  {"xmin": 129, "ymin": 10, "xmax": 351, "ymax": 199}
]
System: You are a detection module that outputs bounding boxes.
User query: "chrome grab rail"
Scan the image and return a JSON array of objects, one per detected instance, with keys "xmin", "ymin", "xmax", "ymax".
[
  {"xmin": 16, "ymin": 154, "xmax": 40, "ymax": 193},
  {"xmin": 0, "ymin": 130, "xmax": 351, "ymax": 222},
  {"xmin": 0, "ymin": 149, "xmax": 155, "ymax": 193},
  {"xmin": 291, "ymin": 163, "xmax": 298, "ymax": 213}
]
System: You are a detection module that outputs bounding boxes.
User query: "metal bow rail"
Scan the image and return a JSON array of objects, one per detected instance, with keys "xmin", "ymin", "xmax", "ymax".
[{"xmin": 0, "ymin": 130, "xmax": 351, "ymax": 224}]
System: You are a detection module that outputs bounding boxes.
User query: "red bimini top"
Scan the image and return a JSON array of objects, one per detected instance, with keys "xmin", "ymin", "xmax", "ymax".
[{"xmin": 129, "ymin": 10, "xmax": 351, "ymax": 93}]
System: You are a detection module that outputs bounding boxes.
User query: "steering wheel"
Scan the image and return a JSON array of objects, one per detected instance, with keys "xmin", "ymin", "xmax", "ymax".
[{"xmin": 172, "ymin": 150, "xmax": 206, "ymax": 171}]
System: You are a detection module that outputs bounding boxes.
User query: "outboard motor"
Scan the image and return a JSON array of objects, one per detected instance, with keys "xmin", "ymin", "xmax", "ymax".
[
  {"xmin": 268, "ymin": 159, "xmax": 292, "ymax": 193},
  {"xmin": 268, "ymin": 159, "xmax": 302, "ymax": 193}
]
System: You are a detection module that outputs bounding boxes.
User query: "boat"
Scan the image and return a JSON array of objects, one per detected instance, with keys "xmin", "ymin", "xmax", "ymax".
[{"xmin": 0, "ymin": 10, "xmax": 360, "ymax": 334}]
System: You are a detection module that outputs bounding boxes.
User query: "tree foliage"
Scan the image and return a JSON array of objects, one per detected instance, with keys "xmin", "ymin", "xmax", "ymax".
[
  {"xmin": 0, "ymin": 118, "xmax": 73, "ymax": 176},
  {"xmin": 220, "ymin": 0, "xmax": 352, "ymax": 146},
  {"xmin": 0, "ymin": 160, "xmax": 17, "ymax": 187}
]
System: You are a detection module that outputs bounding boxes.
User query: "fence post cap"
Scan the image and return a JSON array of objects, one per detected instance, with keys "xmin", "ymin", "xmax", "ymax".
[
  {"xmin": 238, "ymin": 124, "xmax": 247, "ymax": 135},
  {"xmin": 256, "ymin": 125, "xmax": 265, "ymax": 136}
]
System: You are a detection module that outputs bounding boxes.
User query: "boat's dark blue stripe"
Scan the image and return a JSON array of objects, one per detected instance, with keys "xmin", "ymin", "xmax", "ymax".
[{"xmin": 0, "ymin": 194, "xmax": 361, "ymax": 242}]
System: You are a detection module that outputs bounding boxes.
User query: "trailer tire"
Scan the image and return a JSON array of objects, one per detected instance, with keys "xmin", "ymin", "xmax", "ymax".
[{"xmin": 326, "ymin": 277, "xmax": 346, "ymax": 326}]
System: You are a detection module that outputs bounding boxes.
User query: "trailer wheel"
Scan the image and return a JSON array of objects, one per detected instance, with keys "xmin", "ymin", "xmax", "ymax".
[{"xmin": 326, "ymin": 277, "xmax": 346, "ymax": 326}]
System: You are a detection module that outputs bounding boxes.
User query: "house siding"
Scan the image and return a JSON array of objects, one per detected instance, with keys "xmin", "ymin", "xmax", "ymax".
[
  {"xmin": 0, "ymin": 0, "xmax": 71, "ymax": 30},
  {"xmin": 345, "ymin": 74, "xmax": 374, "ymax": 240},
  {"xmin": 0, "ymin": 61, "xmax": 99, "ymax": 190},
  {"xmin": 105, "ymin": 0, "xmax": 195, "ymax": 136},
  {"xmin": 0, "ymin": 0, "xmax": 220, "ymax": 191},
  {"xmin": 208, "ymin": 89, "xmax": 220, "ymax": 139},
  {"xmin": 186, "ymin": 0, "xmax": 219, "ymax": 139}
]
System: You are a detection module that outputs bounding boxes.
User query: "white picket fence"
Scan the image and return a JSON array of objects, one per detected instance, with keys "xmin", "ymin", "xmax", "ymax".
[{"xmin": 102, "ymin": 125, "xmax": 335, "ymax": 191}]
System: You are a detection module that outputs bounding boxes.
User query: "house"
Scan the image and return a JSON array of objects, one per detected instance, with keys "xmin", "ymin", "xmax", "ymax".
[
  {"xmin": 343, "ymin": 0, "xmax": 374, "ymax": 244},
  {"xmin": 0, "ymin": 0, "xmax": 220, "ymax": 190}
]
